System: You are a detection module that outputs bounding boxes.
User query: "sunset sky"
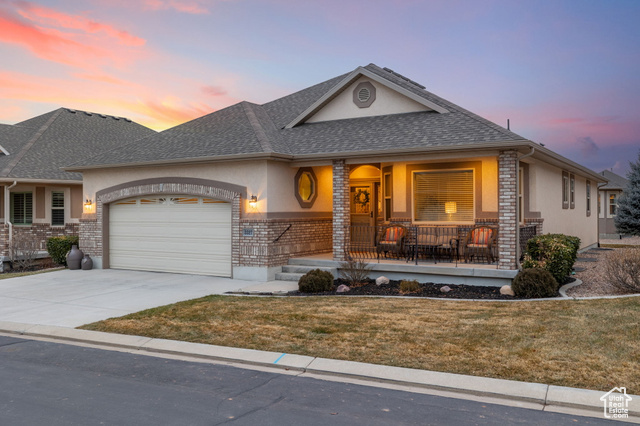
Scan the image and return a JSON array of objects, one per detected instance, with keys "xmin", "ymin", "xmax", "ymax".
[{"xmin": 1, "ymin": 0, "xmax": 639, "ymax": 175}]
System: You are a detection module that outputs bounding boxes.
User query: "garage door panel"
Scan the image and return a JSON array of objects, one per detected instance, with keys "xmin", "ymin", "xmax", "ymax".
[{"xmin": 109, "ymin": 196, "xmax": 231, "ymax": 277}]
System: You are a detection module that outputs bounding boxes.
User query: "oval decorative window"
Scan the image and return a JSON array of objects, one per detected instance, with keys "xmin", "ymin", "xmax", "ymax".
[{"xmin": 294, "ymin": 167, "xmax": 318, "ymax": 208}]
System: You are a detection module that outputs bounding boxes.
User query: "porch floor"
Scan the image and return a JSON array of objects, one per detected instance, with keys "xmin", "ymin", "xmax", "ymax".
[{"xmin": 289, "ymin": 253, "xmax": 517, "ymax": 287}]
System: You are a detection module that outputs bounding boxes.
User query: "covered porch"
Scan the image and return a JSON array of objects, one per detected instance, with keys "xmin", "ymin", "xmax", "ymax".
[{"xmin": 327, "ymin": 150, "xmax": 536, "ymax": 272}]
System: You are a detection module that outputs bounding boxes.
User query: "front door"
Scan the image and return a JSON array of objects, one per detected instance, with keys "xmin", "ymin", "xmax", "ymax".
[{"xmin": 350, "ymin": 183, "xmax": 379, "ymax": 248}]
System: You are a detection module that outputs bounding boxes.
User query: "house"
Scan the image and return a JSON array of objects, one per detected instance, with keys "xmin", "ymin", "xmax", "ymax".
[
  {"xmin": 0, "ymin": 108, "xmax": 155, "ymax": 268},
  {"xmin": 598, "ymin": 170, "xmax": 629, "ymax": 238},
  {"xmin": 65, "ymin": 64, "xmax": 606, "ymax": 282}
]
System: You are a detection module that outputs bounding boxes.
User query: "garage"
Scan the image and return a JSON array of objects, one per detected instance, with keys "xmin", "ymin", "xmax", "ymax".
[{"xmin": 109, "ymin": 196, "xmax": 231, "ymax": 276}]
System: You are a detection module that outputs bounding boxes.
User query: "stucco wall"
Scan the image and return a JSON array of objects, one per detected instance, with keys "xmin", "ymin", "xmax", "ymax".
[
  {"xmin": 307, "ymin": 76, "xmax": 430, "ymax": 123},
  {"xmin": 529, "ymin": 161, "xmax": 598, "ymax": 248}
]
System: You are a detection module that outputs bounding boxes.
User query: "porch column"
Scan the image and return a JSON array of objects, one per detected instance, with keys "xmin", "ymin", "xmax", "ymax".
[
  {"xmin": 332, "ymin": 159, "xmax": 350, "ymax": 261},
  {"xmin": 498, "ymin": 150, "xmax": 518, "ymax": 270}
]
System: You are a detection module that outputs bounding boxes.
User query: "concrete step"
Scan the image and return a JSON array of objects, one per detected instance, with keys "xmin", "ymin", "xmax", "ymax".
[
  {"xmin": 281, "ymin": 265, "xmax": 338, "ymax": 275},
  {"xmin": 274, "ymin": 272, "xmax": 304, "ymax": 282}
]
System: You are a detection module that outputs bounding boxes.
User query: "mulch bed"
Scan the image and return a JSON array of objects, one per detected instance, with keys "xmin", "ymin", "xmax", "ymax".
[{"xmin": 289, "ymin": 278, "xmax": 562, "ymax": 300}]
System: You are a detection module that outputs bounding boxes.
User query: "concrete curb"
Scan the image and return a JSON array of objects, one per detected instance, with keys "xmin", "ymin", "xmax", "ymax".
[{"xmin": 1, "ymin": 320, "xmax": 638, "ymax": 419}]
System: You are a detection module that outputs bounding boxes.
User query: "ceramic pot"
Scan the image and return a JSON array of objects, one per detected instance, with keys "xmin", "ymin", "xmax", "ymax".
[
  {"xmin": 66, "ymin": 245, "xmax": 84, "ymax": 270},
  {"xmin": 81, "ymin": 254, "xmax": 93, "ymax": 270}
]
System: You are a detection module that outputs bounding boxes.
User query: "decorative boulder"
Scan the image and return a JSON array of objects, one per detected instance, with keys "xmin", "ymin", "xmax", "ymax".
[
  {"xmin": 500, "ymin": 285, "xmax": 515, "ymax": 296},
  {"xmin": 375, "ymin": 276, "xmax": 389, "ymax": 286},
  {"xmin": 440, "ymin": 285, "xmax": 451, "ymax": 293},
  {"xmin": 336, "ymin": 284, "xmax": 351, "ymax": 293}
]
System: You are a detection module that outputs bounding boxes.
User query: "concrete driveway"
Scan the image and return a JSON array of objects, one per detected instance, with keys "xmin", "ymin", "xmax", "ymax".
[{"xmin": 0, "ymin": 269, "xmax": 263, "ymax": 327}]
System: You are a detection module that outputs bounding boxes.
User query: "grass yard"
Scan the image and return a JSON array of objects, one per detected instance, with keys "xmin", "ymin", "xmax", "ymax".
[{"xmin": 81, "ymin": 295, "xmax": 640, "ymax": 393}]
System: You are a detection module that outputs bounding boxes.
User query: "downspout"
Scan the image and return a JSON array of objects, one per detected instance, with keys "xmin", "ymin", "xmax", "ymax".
[
  {"xmin": 5, "ymin": 181, "xmax": 17, "ymax": 251},
  {"xmin": 516, "ymin": 148, "xmax": 535, "ymax": 268}
]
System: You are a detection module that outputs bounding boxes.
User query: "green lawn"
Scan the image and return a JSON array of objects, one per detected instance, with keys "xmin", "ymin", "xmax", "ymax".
[{"xmin": 81, "ymin": 295, "xmax": 640, "ymax": 393}]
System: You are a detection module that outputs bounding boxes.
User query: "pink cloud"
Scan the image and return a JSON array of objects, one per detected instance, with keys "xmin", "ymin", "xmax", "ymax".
[
  {"xmin": 142, "ymin": 0, "xmax": 210, "ymax": 14},
  {"xmin": 202, "ymin": 85, "xmax": 227, "ymax": 97},
  {"xmin": 14, "ymin": 1, "xmax": 146, "ymax": 46}
]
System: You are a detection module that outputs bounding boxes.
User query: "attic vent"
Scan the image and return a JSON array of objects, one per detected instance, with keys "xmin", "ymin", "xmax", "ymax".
[
  {"xmin": 358, "ymin": 87, "xmax": 371, "ymax": 102},
  {"xmin": 353, "ymin": 81, "xmax": 376, "ymax": 108}
]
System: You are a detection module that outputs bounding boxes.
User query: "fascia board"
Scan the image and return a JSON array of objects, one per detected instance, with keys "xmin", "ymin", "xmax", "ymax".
[
  {"xmin": 0, "ymin": 178, "xmax": 82, "ymax": 185},
  {"xmin": 63, "ymin": 152, "xmax": 295, "ymax": 172},
  {"xmin": 285, "ymin": 67, "xmax": 449, "ymax": 129}
]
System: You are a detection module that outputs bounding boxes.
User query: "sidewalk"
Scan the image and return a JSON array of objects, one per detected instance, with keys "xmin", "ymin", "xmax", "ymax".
[{"xmin": 0, "ymin": 320, "xmax": 637, "ymax": 423}]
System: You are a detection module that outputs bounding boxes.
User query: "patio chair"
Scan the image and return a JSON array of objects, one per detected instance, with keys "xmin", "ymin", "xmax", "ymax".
[
  {"xmin": 376, "ymin": 224, "xmax": 407, "ymax": 260},
  {"xmin": 411, "ymin": 227, "xmax": 459, "ymax": 263},
  {"xmin": 462, "ymin": 226, "xmax": 497, "ymax": 264}
]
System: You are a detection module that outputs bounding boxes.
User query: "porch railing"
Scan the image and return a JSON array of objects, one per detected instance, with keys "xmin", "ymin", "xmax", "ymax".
[{"xmin": 347, "ymin": 224, "xmax": 538, "ymax": 267}]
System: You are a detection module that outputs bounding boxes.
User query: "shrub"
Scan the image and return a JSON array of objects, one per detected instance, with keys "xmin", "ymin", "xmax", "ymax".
[
  {"xmin": 399, "ymin": 279, "xmax": 420, "ymax": 294},
  {"xmin": 46, "ymin": 235, "xmax": 80, "ymax": 266},
  {"xmin": 511, "ymin": 268, "xmax": 559, "ymax": 298},
  {"xmin": 298, "ymin": 269, "xmax": 334, "ymax": 293},
  {"xmin": 603, "ymin": 248, "xmax": 640, "ymax": 293},
  {"xmin": 339, "ymin": 259, "xmax": 373, "ymax": 286},
  {"xmin": 9, "ymin": 233, "xmax": 40, "ymax": 271},
  {"xmin": 522, "ymin": 234, "xmax": 580, "ymax": 284}
]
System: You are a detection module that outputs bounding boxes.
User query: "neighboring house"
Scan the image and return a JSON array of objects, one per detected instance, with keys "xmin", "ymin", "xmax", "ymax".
[
  {"xmin": 0, "ymin": 108, "xmax": 155, "ymax": 268},
  {"xmin": 66, "ymin": 64, "xmax": 606, "ymax": 281},
  {"xmin": 598, "ymin": 169, "xmax": 629, "ymax": 237}
]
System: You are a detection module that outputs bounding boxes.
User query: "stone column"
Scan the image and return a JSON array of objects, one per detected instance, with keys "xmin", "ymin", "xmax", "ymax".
[
  {"xmin": 332, "ymin": 160, "xmax": 350, "ymax": 261},
  {"xmin": 498, "ymin": 150, "xmax": 518, "ymax": 270}
]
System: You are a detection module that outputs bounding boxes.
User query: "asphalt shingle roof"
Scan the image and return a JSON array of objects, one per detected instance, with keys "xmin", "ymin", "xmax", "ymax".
[
  {"xmin": 600, "ymin": 169, "xmax": 629, "ymax": 190},
  {"xmin": 69, "ymin": 64, "xmax": 530, "ymax": 169},
  {"xmin": 0, "ymin": 108, "xmax": 155, "ymax": 180}
]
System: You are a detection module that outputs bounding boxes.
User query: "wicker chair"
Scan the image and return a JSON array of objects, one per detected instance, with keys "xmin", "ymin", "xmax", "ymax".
[
  {"xmin": 462, "ymin": 226, "xmax": 498, "ymax": 264},
  {"xmin": 376, "ymin": 224, "xmax": 407, "ymax": 260}
]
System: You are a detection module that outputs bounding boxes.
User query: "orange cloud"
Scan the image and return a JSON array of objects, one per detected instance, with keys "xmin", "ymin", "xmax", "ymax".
[{"xmin": 14, "ymin": 1, "xmax": 146, "ymax": 46}]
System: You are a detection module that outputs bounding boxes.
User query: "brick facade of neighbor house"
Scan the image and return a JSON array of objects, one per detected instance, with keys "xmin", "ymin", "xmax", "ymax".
[
  {"xmin": 0, "ymin": 223, "xmax": 79, "ymax": 257},
  {"xmin": 498, "ymin": 150, "xmax": 518, "ymax": 270},
  {"xmin": 332, "ymin": 160, "xmax": 351, "ymax": 261}
]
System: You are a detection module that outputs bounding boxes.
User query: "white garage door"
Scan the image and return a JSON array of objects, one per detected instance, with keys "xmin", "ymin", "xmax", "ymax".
[{"xmin": 109, "ymin": 196, "xmax": 231, "ymax": 276}]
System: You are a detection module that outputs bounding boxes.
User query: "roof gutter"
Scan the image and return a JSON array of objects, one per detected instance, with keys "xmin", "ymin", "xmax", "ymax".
[{"xmin": 5, "ymin": 181, "xmax": 17, "ymax": 247}]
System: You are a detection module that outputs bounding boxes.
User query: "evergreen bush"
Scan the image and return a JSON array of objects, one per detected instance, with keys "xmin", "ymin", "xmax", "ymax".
[
  {"xmin": 511, "ymin": 268, "xmax": 559, "ymax": 298},
  {"xmin": 614, "ymin": 151, "xmax": 640, "ymax": 236},
  {"xmin": 46, "ymin": 235, "xmax": 79, "ymax": 266},
  {"xmin": 522, "ymin": 233, "xmax": 580, "ymax": 284},
  {"xmin": 298, "ymin": 269, "xmax": 335, "ymax": 293}
]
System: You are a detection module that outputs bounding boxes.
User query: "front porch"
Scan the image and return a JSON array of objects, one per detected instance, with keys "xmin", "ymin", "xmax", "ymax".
[{"xmin": 285, "ymin": 253, "xmax": 518, "ymax": 287}]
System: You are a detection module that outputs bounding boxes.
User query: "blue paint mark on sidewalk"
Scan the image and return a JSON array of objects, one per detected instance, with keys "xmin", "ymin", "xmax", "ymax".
[{"xmin": 274, "ymin": 353, "xmax": 286, "ymax": 364}]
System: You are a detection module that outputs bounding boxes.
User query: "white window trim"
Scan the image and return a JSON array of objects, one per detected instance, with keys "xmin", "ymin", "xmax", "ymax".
[
  {"xmin": 411, "ymin": 168, "xmax": 475, "ymax": 225},
  {"xmin": 45, "ymin": 187, "xmax": 71, "ymax": 226}
]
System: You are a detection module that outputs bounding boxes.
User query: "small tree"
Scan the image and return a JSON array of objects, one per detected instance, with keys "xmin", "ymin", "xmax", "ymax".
[{"xmin": 615, "ymin": 151, "xmax": 640, "ymax": 236}]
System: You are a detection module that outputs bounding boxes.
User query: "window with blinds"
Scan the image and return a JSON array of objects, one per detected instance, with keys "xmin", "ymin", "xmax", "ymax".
[
  {"xmin": 11, "ymin": 192, "xmax": 33, "ymax": 225},
  {"xmin": 52, "ymin": 191, "xmax": 65, "ymax": 226},
  {"xmin": 413, "ymin": 169, "xmax": 474, "ymax": 222}
]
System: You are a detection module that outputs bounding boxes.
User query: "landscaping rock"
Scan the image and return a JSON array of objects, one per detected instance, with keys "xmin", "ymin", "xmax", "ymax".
[
  {"xmin": 375, "ymin": 276, "xmax": 389, "ymax": 286},
  {"xmin": 336, "ymin": 284, "xmax": 351, "ymax": 293},
  {"xmin": 500, "ymin": 285, "xmax": 515, "ymax": 296},
  {"xmin": 440, "ymin": 285, "xmax": 451, "ymax": 293}
]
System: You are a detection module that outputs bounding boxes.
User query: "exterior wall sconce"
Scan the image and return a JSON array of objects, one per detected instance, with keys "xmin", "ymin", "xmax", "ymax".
[
  {"xmin": 83, "ymin": 198, "xmax": 94, "ymax": 213},
  {"xmin": 249, "ymin": 195, "xmax": 258, "ymax": 209}
]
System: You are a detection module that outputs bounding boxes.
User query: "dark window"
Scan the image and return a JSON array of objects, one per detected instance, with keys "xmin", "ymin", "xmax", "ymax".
[
  {"xmin": 11, "ymin": 192, "xmax": 33, "ymax": 225},
  {"xmin": 52, "ymin": 191, "xmax": 64, "ymax": 226}
]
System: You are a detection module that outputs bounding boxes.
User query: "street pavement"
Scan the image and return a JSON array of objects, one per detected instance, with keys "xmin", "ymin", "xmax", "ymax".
[{"xmin": 0, "ymin": 335, "xmax": 620, "ymax": 426}]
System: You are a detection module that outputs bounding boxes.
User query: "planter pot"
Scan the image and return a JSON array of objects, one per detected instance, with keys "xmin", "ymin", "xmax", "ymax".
[
  {"xmin": 66, "ymin": 245, "xmax": 84, "ymax": 270},
  {"xmin": 81, "ymin": 254, "xmax": 93, "ymax": 270}
]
